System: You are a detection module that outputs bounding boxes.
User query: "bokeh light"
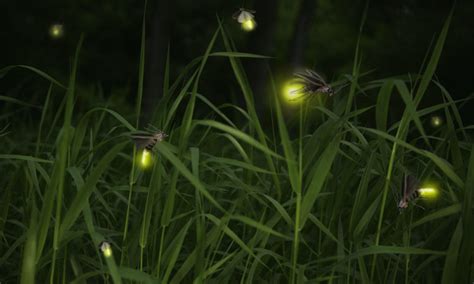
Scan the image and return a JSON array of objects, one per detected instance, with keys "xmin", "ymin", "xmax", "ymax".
[
  {"xmin": 49, "ymin": 24, "xmax": 64, "ymax": 39},
  {"xmin": 241, "ymin": 19, "xmax": 256, "ymax": 31},
  {"xmin": 282, "ymin": 81, "xmax": 305, "ymax": 103},
  {"xmin": 431, "ymin": 116, "xmax": 443, "ymax": 128},
  {"xmin": 138, "ymin": 149, "xmax": 153, "ymax": 169}
]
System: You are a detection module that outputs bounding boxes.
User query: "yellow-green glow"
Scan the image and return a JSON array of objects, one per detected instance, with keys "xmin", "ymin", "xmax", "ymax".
[
  {"xmin": 282, "ymin": 81, "xmax": 305, "ymax": 103},
  {"xmin": 100, "ymin": 242, "xmax": 112, "ymax": 258},
  {"xmin": 431, "ymin": 116, "xmax": 443, "ymax": 127},
  {"xmin": 139, "ymin": 149, "xmax": 153, "ymax": 169},
  {"xmin": 49, "ymin": 24, "xmax": 64, "ymax": 39},
  {"xmin": 241, "ymin": 19, "xmax": 256, "ymax": 31},
  {"xmin": 418, "ymin": 187, "xmax": 439, "ymax": 200}
]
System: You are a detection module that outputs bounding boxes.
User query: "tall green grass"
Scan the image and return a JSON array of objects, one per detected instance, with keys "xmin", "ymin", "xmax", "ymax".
[{"xmin": 1, "ymin": 11, "xmax": 473, "ymax": 284}]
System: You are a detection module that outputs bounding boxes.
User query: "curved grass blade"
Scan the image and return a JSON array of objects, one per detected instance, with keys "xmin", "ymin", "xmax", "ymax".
[
  {"xmin": 300, "ymin": 135, "xmax": 341, "ymax": 228},
  {"xmin": 195, "ymin": 120, "xmax": 282, "ymax": 159},
  {"xmin": 0, "ymin": 65, "xmax": 66, "ymax": 88},
  {"xmin": 155, "ymin": 142, "xmax": 224, "ymax": 212},
  {"xmin": 60, "ymin": 142, "xmax": 127, "ymax": 235}
]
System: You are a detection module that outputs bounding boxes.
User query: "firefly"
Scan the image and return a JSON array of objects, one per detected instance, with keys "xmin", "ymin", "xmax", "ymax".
[
  {"xmin": 49, "ymin": 24, "xmax": 64, "ymax": 39},
  {"xmin": 431, "ymin": 116, "xmax": 443, "ymax": 128},
  {"xmin": 233, "ymin": 8, "xmax": 257, "ymax": 31},
  {"xmin": 131, "ymin": 129, "xmax": 167, "ymax": 169},
  {"xmin": 99, "ymin": 241, "xmax": 112, "ymax": 258},
  {"xmin": 398, "ymin": 174, "xmax": 440, "ymax": 209}
]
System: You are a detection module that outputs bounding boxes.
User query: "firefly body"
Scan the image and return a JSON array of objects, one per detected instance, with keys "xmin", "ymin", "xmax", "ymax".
[
  {"xmin": 398, "ymin": 174, "xmax": 420, "ymax": 209},
  {"xmin": 292, "ymin": 69, "xmax": 334, "ymax": 97},
  {"xmin": 131, "ymin": 130, "xmax": 167, "ymax": 151}
]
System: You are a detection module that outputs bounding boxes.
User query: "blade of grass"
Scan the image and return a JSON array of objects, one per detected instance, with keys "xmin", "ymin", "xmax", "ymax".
[
  {"xmin": 300, "ymin": 135, "xmax": 341, "ymax": 228},
  {"xmin": 457, "ymin": 145, "xmax": 474, "ymax": 282},
  {"xmin": 162, "ymin": 220, "xmax": 192, "ymax": 283},
  {"xmin": 375, "ymin": 80, "xmax": 394, "ymax": 131},
  {"xmin": 135, "ymin": 0, "xmax": 147, "ymax": 126},
  {"xmin": 155, "ymin": 142, "xmax": 224, "ymax": 212},
  {"xmin": 441, "ymin": 219, "xmax": 462, "ymax": 284},
  {"xmin": 60, "ymin": 142, "xmax": 127, "ymax": 234},
  {"xmin": 49, "ymin": 35, "xmax": 84, "ymax": 283},
  {"xmin": 0, "ymin": 65, "xmax": 66, "ymax": 88},
  {"xmin": 35, "ymin": 83, "xmax": 53, "ymax": 155},
  {"xmin": 20, "ymin": 207, "xmax": 37, "ymax": 284}
]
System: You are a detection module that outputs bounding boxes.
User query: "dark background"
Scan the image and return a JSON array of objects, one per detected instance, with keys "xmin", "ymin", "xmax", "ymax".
[{"xmin": 1, "ymin": 0, "xmax": 473, "ymax": 123}]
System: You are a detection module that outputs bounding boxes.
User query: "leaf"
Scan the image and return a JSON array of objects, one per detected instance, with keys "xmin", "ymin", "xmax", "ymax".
[
  {"xmin": 300, "ymin": 136, "xmax": 341, "ymax": 227},
  {"xmin": 60, "ymin": 142, "xmax": 127, "ymax": 235},
  {"xmin": 162, "ymin": 220, "xmax": 192, "ymax": 283},
  {"xmin": 195, "ymin": 120, "xmax": 282, "ymax": 160},
  {"xmin": 375, "ymin": 80, "xmax": 394, "ymax": 131},
  {"xmin": 155, "ymin": 142, "xmax": 224, "ymax": 212},
  {"xmin": 441, "ymin": 219, "xmax": 463, "ymax": 284},
  {"xmin": 411, "ymin": 203, "xmax": 461, "ymax": 228},
  {"xmin": 0, "ymin": 65, "xmax": 65, "ymax": 88},
  {"xmin": 231, "ymin": 215, "xmax": 291, "ymax": 240}
]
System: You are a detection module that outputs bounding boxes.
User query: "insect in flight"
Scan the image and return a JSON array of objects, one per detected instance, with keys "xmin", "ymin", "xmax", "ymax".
[
  {"xmin": 131, "ymin": 127, "xmax": 167, "ymax": 168},
  {"xmin": 292, "ymin": 69, "xmax": 335, "ymax": 98},
  {"xmin": 398, "ymin": 174, "xmax": 421, "ymax": 209},
  {"xmin": 233, "ymin": 8, "xmax": 257, "ymax": 31},
  {"xmin": 98, "ymin": 241, "xmax": 112, "ymax": 257},
  {"xmin": 131, "ymin": 129, "xmax": 168, "ymax": 151}
]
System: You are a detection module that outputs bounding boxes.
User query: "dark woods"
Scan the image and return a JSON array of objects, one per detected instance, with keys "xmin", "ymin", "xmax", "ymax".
[{"xmin": 2, "ymin": 0, "xmax": 472, "ymax": 122}]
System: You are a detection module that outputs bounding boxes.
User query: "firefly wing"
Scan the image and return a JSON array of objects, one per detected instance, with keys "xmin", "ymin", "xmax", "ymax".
[
  {"xmin": 405, "ymin": 174, "xmax": 419, "ymax": 197},
  {"xmin": 294, "ymin": 69, "xmax": 326, "ymax": 88},
  {"xmin": 237, "ymin": 11, "xmax": 254, "ymax": 23},
  {"xmin": 131, "ymin": 135, "xmax": 153, "ymax": 149},
  {"xmin": 401, "ymin": 174, "xmax": 419, "ymax": 207},
  {"xmin": 306, "ymin": 69, "xmax": 327, "ymax": 85}
]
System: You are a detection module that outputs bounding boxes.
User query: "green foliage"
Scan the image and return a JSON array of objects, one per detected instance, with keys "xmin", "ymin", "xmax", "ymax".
[{"xmin": 1, "ymin": 13, "xmax": 473, "ymax": 284}]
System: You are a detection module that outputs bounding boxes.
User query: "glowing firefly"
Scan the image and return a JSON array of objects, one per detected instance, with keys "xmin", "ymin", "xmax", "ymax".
[
  {"xmin": 431, "ymin": 116, "xmax": 443, "ymax": 128},
  {"xmin": 398, "ymin": 174, "xmax": 440, "ymax": 209},
  {"xmin": 49, "ymin": 24, "xmax": 64, "ymax": 39},
  {"xmin": 99, "ymin": 241, "xmax": 112, "ymax": 258},
  {"xmin": 233, "ymin": 8, "xmax": 257, "ymax": 31},
  {"xmin": 131, "ymin": 129, "xmax": 167, "ymax": 169}
]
